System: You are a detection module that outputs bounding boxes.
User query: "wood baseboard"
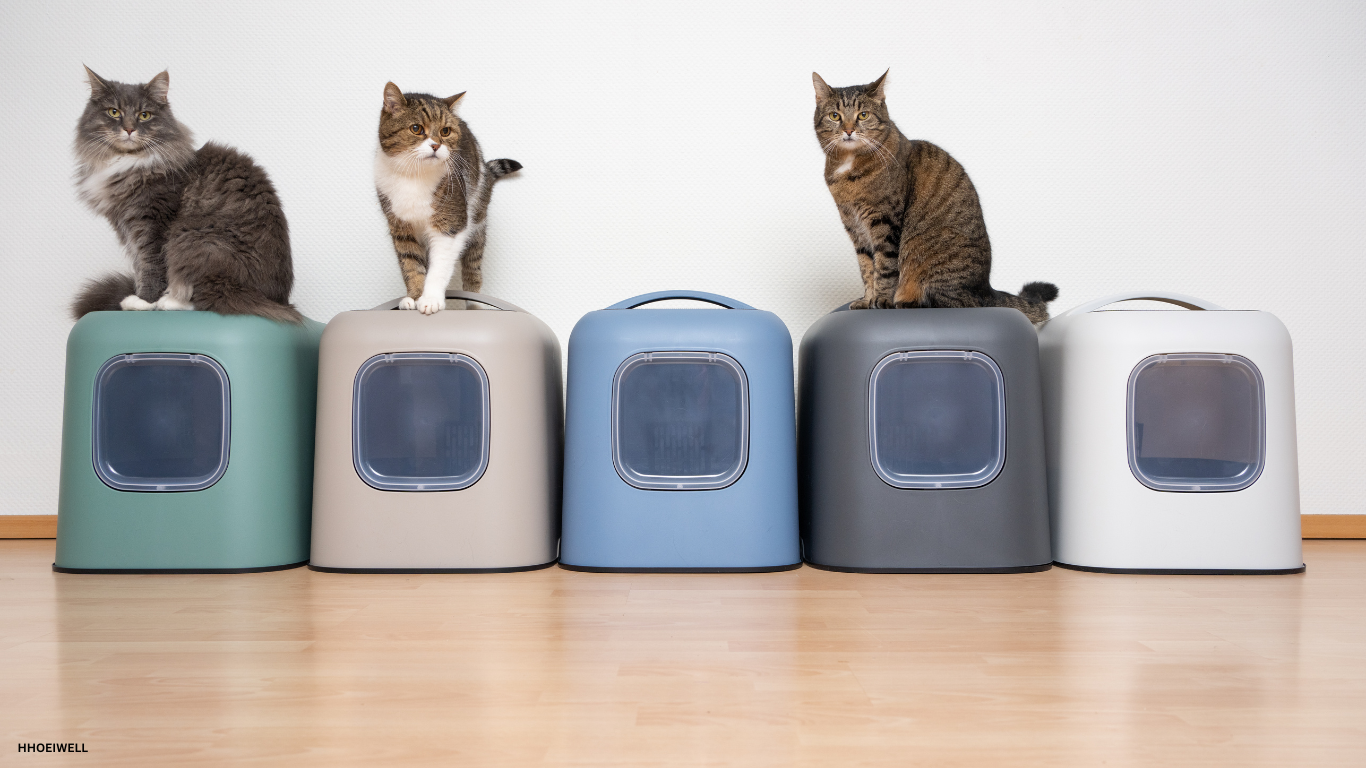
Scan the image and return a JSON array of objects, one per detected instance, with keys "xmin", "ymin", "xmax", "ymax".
[
  {"xmin": 2, "ymin": 514, "xmax": 1363, "ymax": 541},
  {"xmin": 1301, "ymin": 514, "xmax": 1366, "ymax": 539},
  {"xmin": 0, "ymin": 515, "xmax": 59, "ymax": 539}
]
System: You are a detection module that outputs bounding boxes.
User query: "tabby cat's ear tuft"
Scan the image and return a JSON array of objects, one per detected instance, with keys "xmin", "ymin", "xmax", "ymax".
[
  {"xmin": 812, "ymin": 72, "xmax": 832, "ymax": 101},
  {"xmin": 867, "ymin": 68, "xmax": 889, "ymax": 103},
  {"xmin": 83, "ymin": 65, "xmax": 111, "ymax": 96},
  {"xmin": 443, "ymin": 92, "xmax": 466, "ymax": 110},
  {"xmin": 146, "ymin": 70, "xmax": 170, "ymax": 103},
  {"xmin": 383, "ymin": 82, "xmax": 407, "ymax": 114}
]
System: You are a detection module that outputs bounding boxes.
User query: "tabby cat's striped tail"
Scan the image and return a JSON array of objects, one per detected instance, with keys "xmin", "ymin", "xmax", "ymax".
[
  {"xmin": 486, "ymin": 158, "xmax": 522, "ymax": 180},
  {"xmin": 988, "ymin": 281, "xmax": 1059, "ymax": 324}
]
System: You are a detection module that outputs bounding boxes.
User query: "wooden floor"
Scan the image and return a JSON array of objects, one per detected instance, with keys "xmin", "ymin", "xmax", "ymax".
[{"xmin": 2, "ymin": 541, "xmax": 1364, "ymax": 766}]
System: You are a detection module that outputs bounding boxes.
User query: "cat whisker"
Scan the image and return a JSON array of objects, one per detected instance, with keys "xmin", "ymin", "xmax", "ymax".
[
  {"xmin": 863, "ymin": 134, "xmax": 895, "ymax": 172},
  {"xmin": 443, "ymin": 155, "xmax": 471, "ymax": 200}
]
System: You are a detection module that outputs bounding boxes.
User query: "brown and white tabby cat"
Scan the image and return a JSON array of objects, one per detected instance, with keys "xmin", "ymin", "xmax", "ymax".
[
  {"xmin": 72, "ymin": 68, "xmax": 300, "ymax": 323},
  {"xmin": 813, "ymin": 70, "xmax": 1057, "ymax": 322},
  {"xmin": 375, "ymin": 82, "xmax": 520, "ymax": 314}
]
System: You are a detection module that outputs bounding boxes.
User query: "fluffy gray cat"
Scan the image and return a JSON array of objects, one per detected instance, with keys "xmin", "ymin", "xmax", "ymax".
[{"xmin": 71, "ymin": 67, "xmax": 301, "ymax": 323}]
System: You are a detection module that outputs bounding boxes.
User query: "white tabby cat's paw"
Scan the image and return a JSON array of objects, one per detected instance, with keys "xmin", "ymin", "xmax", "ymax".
[
  {"xmin": 155, "ymin": 295, "xmax": 194, "ymax": 311},
  {"xmin": 398, "ymin": 296, "xmax": 417, "ymax": 311},
  {"xmin": 415, "ymin": 294, "xmax": 445, "ymax": 315},
  {"xmin": 120, "ymin": 295, "xmax": 156, "ymax": 311}
]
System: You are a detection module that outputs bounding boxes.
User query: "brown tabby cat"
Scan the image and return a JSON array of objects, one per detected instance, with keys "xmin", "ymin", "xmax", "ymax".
[
  {"xmin": 375, "ymin": 82, "xmax": 520, "ymax": 314},
  {"xmin": 813, "ymin": 70, "xmax": 1057, "ymax": 322}
]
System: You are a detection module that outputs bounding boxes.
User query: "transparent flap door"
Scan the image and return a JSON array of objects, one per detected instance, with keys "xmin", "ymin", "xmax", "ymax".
[
  {"xmin": 869, "ymin": 350, "xmax": 1006, "ymax": 489},
  {"xmin": 1128, "ymin": 353, "xmax": 1265, "ymax": 492},
  {"xmin": 612, "ymin": 352, "xmax": 749, "ymax": 490},
  {"xmin": 353, "ymin": 353, "xmax": 490, "ymax": 491},
  {"xmin": 93, "ymin": 353, "xmax": 231, "ymax": 492}
]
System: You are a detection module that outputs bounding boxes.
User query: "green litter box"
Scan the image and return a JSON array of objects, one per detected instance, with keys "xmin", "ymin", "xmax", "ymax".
[{"xmin": 54, "ymin": 311, "xmax": 323, "ymax": 573}]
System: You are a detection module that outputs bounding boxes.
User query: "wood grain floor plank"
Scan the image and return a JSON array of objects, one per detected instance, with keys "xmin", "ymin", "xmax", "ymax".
[{"xmin": 0, "ymin": 540, "xmax": 1363, "ymax": 766}]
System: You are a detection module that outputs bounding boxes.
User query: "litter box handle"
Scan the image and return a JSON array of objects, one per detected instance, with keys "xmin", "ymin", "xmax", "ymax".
[
  {"xmin": 606, "ymin": 291, "xmax": 756, "ymax": 310},
  {"xmin": 1055, "ymin": 291, "xmax": 1225, "ymax": 318},
  {"xmin": 370, "ymin": 290, "xmax": 526, "ymax": 312}
]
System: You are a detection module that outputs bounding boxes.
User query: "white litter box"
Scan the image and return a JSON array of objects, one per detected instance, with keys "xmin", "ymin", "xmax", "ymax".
[{"xmin": 1038, "ymin": 292, "xmax": 1303, "ymax": 574}]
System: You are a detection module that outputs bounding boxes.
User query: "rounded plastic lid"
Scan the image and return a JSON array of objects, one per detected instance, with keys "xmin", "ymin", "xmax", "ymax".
[
  {"xmin": 92, "ymin": 353, "xmax": 232, "ymax": 492},
  {"xmin": 611, "ymin": 351, "xmax": 750, "ymax": 491},
  {"xmin": 868, "ymin": 350, "xmax": 1006, "ymax": 490},
  {"xmin": 1127, "ymin": 353, "xmax": 1266, "ymax": 492},
  {"xmin": 352, "ymin": 352, "xmax": 491, "ymax": 492}
]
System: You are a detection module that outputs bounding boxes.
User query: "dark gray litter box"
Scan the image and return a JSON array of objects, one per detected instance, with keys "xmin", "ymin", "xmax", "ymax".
[{"xmin": 797, "ymin": 305, "xmax": 1051, "ymax": 573}]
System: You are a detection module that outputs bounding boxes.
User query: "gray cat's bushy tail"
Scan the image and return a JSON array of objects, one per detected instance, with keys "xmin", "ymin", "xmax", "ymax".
[
  {"xmin": 69, "ymin": 272, "xmax": 303, "ymax": 324},
  {"xmin": 71, "ymin": 273, "xmax": 136, "ymax": 319},
  {"xmin": 486, "ymin": 158, "xmax": 522, "ymax": 180},
  {"xmin": 193, "ymin": 281, "xmax": 304, "ymax": 324},
  {"xmin": 987, "ymin": 281, "xmax": 1059, "ymax": 324}
]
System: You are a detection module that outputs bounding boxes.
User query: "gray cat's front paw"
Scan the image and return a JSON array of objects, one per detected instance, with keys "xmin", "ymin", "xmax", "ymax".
[
  {"xmin": 155, "ymin": 295, "xmax": 194, "ymax": 311},
  {"xmin": 120, "ymin": 295, "xmax": 156, "ymax": 311},
  {"xmin": 871, "ymin": 296, "xmax": 895, "ymax": 309},
  {"xmin": 849, "ymin": 298, "xmax": 873, "ymax": 310}
]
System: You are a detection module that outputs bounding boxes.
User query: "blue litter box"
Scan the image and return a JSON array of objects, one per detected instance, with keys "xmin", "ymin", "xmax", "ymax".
[{"xmin": 559, "ymin": 291, "xmax": 801, "ymax": 572}]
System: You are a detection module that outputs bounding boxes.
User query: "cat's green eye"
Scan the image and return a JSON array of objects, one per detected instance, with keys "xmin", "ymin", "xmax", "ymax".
[
  {"xmin": 440, "ymin": 127, "xmax": 451, "ymax": 137},
  {"xmin": 828, "ymin": 112, "xmax": 840, "ymax": 122},
  {"xmin": 409, "ymin": 124, "xmax": 423, "ymax": 135},
  {"xmin": 138, "ymin": 111, "xmax": 151, "ymax": 121},
  {"xmin": 858, "ymin": 111, "xmax": 869, "ymax": 120},
  {"xmin": 107, "ymin": 108, "xmax": 121, "ymax": 118}
]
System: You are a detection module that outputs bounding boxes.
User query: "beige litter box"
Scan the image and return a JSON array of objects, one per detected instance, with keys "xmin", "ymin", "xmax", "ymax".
[{"xmin": 309, "ymin": 291, "xmax": 562, "ymax": 572}]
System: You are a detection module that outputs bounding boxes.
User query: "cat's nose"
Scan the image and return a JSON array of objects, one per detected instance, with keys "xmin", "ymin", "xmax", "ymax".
[{"xmin": 429, "ymin": 142, "xmax": 440, "ymax": 152}]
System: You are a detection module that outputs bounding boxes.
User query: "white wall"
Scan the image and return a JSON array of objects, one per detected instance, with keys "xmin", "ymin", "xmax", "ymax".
[{"xmin": 2, "ymin": 1, "xmax": 1363, "ymax": 515}]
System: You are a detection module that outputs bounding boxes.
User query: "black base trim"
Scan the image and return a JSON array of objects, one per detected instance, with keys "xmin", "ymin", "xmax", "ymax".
[
  {"xmin": 1054, "ymin": 561, "xmax": 1306, "ymax": 575},
  {"xmin": 53, "ymin": 560, "xmax": 309, "ymax": 575},
  {"xmin": 804, "ymin": 560, "xmax": 1052, "ymax": 574},
  {"xmin": 558, "ymin": 561, "xmax": 803, "ymax": 574},
  {"xmin": 307, "ymin": 560, "xmax": 558, "ymax": 574}
]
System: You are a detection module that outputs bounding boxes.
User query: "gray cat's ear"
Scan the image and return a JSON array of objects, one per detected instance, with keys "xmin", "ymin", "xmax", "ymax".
[
  {"xmin": 443, "ymin": 92, "xmax": 466, "ymax": 110},
  {"xmin": 383, "ymin": 82, "xmax": 407, "ymax": 114},
  {"xmin": 812, "ymin": 72, "xmax": 832, "ymax": 101},
  {"xmin": 867, "ymin": 69, "xmax": 889, "ymax": 103},
  {"xmin": 146, "ymin": 70, "xmax": 170, "ymax": 103},
  {"xmin": 83, "ymin": 65, "xmax": 111, "ymax": 96}
]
